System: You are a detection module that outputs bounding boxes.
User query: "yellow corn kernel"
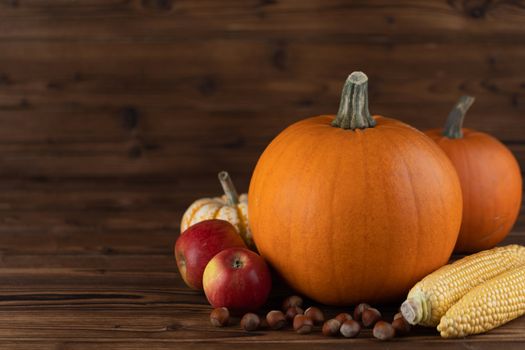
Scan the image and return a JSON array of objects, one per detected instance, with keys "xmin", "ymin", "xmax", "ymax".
[
  {"xmin": 438, "ymin": 264, "xmax": 525, "ymax": 338},
  {"xmin": 400, "ymin": 245, "xmax": 525, "ymax": 327}
]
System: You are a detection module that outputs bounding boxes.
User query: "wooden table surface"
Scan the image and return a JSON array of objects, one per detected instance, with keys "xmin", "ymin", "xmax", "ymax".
[{"xmin": 0, "ymin": 178, "xmax": 519, "ymax": 349}]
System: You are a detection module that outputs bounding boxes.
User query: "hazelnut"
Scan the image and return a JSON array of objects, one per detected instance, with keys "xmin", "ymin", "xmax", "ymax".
[
  {"xmin": 266, "ymin": 310, "xmax": 286, "ymax": 330},
  {"xmin": 304, "ymin": 306, "xmax": 325, "ymax": 325},
  {"xmin": 335, "ymin": 312, "xmax": 353, "ymax": 324},
  {"xmin": 285, "ymin": 306, "xmax": 303, "ymax": 321},
  {"xmin": 293, "ymin": 314, "xmax": 313, "ymax": 334},
  {"xmin": 353, "ymin": 303, "xmax": 371, "ymax": 322},
  {"xmin": 373, "ymin": 321, "xmax": 395, "ymax": 340},
  {"xmin": 282, "ymin": 295, "xmax": 303, "ymax": 311},
  {"xmin": 393, "ymin": 312, "xmax": 403, "ymax": 321},
  {"xmin": 210, "ymin": 307, "xmax": 229, "ymax": 327},
  {"xmin": 241, "ymin": 313, "xmax": 260, "ymax": 331},
  {"xmin": 362, "ymin": 307, "xmax": 381, "ymax": 328},
  {"xmin": 322, "ymin": 318, "xmax": 341, "ymax": 337},
  {"xmin": 340, "ymin": 319, "xmax": 361, "ymax": 338},
  {"xmin": 392, "ymin": 316, "xmax": 411, "ymax": 336}
]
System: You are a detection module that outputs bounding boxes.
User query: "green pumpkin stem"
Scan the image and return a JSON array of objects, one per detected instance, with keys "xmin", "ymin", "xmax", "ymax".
[
  {"xmin": 443, "ymin": 95, "xmax": 475, "ymax": 139},
  {"xmin": 332, "ymin": 71, "xmax": 376, "ymax": 130},
  {"xmin": 218, "ymin": 171, "xmax": 239, "ymax": 206}
]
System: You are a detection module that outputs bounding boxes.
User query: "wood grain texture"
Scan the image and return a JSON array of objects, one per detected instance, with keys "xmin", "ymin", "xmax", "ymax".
[
  {"xmin": 0, "ymin": 0, "xmax": 523, "ymax": 180},
  {"xmin": 0, "ymin": 0, "xmax": 523, "ymax": 348}
]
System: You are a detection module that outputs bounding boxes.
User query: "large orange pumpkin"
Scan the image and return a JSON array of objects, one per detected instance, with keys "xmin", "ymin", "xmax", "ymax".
[
  {"xmin": 425, "ymin": 96, "xmax": 522, "ymax": 254},
  {"xmin": 248, "ymin": 72, "xmax": 463, "ymax": 305}
]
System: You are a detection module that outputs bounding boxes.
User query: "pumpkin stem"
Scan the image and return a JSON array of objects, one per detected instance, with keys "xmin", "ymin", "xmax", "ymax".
[
  {"xmin": 331, "ymin": 71, "xmax": 376, "ymax": 130},
  {"xmin": 218, "ymin": 171, "xmax": 239, "ymax": 206},
  {"xmin": 442, "ymin": 95, "xmax": 475, "ymax": 139}
]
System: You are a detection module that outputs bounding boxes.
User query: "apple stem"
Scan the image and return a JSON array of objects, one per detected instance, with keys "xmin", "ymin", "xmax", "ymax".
[
  {"xmin": 218, "ymin": 171, "xmax": 240, "ymax": 206},
  {"xmin": 232, "ymin": 258, "xmax": 243, "ymax": 269}
]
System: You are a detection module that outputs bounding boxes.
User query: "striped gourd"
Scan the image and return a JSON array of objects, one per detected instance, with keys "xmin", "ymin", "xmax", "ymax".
[
  {"xmin": 438, "ymin": 264, "xmax": 525, "ymax": 338},
  {"xmin": 401, "ymin": 245, "xmax": 525, "ymax": 327},
  {"xmin": 180, "ymin": 171, "xmax": 253, "ymax": 248}
]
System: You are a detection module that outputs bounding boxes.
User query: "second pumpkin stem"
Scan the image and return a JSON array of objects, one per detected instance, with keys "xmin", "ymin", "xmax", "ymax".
[{"xmin": 443, "ymin": 95, "xmax": 475, "ymax": 139}]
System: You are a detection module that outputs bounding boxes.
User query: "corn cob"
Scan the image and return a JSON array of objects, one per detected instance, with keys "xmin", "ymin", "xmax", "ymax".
[
  {"xmin": 400, "ymin": 245, "xmax": 525, "ymax": 327},
  {"xmin": 438, "ymin": 264, "xmax": 525, "ymax": 338}
]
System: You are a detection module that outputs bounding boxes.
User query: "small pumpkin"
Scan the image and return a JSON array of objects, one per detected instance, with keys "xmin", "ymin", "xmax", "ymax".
[
  {"xmin": 248, "ymin": 72, "xmax": 463, "ymax": 305},
  {"xmin": 181, "ymin": 171, "xmax": 253, "ymax": 248},
  {"xmin": 425, "ymin": 96, "xmax": 522, "ymax": 253}
]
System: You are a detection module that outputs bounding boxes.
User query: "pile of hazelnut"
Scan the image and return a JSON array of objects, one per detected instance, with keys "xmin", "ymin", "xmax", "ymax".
[{"xmin": 209, "ymin": 295, "xmax": 411, "ymax": 341}]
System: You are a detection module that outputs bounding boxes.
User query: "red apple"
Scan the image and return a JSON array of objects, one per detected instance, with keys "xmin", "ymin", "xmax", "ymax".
[
  {"xmin": 175, "ymin": 219, "xmax": 246, "ymax": 290},
  {"xmin": 203, "ymin": 247, "xmax": 272, "ymax": 314}
]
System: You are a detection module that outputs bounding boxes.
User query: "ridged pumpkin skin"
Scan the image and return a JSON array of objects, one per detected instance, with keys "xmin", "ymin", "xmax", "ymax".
[
  {"xmin": 181, "ymin": 194, "xmax": 249, "ymax": 240},
  {"xmin": 425, "ymin": 129, "xmax": 522, "ymax": 253},
  {"xmin": 249, "ymin": 114, "xmax": 463, "ymax": 305},
  {"xmin": 181, "ymin": 171, "xmax": 254, "ymax": 249}
]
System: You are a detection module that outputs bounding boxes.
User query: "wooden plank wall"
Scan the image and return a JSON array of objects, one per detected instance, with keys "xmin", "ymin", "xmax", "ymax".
[{"xmin": 0, "ymin": 0, "xmax": 523, "ymax": 226}]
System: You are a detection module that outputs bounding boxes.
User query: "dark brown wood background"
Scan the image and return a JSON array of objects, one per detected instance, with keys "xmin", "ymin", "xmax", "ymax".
[{"xmin": 0, "ymin": 0, "xmax": 524, "ymax": 348}]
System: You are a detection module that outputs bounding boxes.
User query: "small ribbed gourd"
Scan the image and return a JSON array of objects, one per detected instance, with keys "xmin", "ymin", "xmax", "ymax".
[
  {"xmin": 180, "ymin": 171, "xmax": 253, "ymax": 249},
  {"xmin": 401, "ymin": 245, "xmax": 525, "ymax": 327},
  {"xmin": 437, "ymin": 264, "xmax": 525, "ymax": 338}
]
